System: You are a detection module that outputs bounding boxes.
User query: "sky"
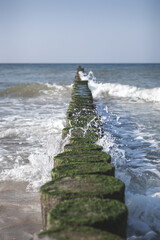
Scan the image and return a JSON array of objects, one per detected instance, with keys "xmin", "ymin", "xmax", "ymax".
[{"xmin": 0, "ymin": 0, "xmax": 160, "ymax": 63}]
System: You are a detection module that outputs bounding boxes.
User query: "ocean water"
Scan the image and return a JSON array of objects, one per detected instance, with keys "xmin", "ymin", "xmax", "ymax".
[{"xmin": 0, "ymin": 64, "xmax": 160, "ymax": 240}]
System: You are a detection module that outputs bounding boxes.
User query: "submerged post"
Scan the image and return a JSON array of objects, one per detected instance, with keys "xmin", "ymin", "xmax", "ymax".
[{"xmin": 33, "ymin": 66, "xmax": 128, "ymax": 240}]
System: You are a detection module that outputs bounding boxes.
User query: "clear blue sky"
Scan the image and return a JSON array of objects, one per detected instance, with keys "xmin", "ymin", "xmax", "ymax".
[{"xmin": 0, "ymin": 0, "xmax": 159, "ymax": 63}]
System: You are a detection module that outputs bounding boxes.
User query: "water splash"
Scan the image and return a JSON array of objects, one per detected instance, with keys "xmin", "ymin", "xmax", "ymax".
[
  {"xmin": 0, "ymin": 132, "xmax": 70, "ymax": 192},
  {"xmin": 79, "ymin": 71, "xmax": 96, "ymax": 81}
]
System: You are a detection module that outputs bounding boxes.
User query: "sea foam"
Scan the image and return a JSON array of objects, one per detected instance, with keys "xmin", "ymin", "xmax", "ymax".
[
  {"xmin": 89, "ymin": 80, "xmax": 160, "ymax": 103},
  {"xmin": 79, "ymin": 71, "xmax": 160, "ymax": 103},
  {"xmin": 0, "ymin": 129, "xmax": 70, "ymax": 192}
]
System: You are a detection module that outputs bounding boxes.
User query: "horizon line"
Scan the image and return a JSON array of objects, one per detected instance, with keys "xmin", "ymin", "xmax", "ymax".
[{"xmin": 0, "ymin": 62, "xmax": 160, "ymax": 64}]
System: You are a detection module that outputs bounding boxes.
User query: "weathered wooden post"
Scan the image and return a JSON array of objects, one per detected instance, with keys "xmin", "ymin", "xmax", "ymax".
[{"xmin": 33, "ymin": 66, "xmax": 128, "ymax": 240}]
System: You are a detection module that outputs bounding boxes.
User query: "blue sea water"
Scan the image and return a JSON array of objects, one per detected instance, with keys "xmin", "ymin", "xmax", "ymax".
[{"xmin": 0, "ymin": 64, "xmax": 160, "ymax": 239}]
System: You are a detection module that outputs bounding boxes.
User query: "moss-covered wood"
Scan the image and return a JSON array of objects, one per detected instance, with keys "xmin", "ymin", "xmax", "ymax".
[
  {"xmin": 40, "ymin": 175, "xmax": 125, "ymax": 229},
  {"xmin": 47, "ymin": 198, "xmax": 128, "ymax": 238},
  {"xmin": 38, "ymin": 66, "xmax": 128, "ymax": 238},
  {"xmin": 54, "ymin": 150, "xmax": 111, "ymax": 167},
  {"xmin": 61, "ymin": 127, "xmax": 70, "ymax": 139},
  {"xmin": 65, "ymin": 128, "xmax": 102, "ymax": 142},
  {"xmin": 69, "ymin": 101, "xmax": 95, "ymax": 108},
  {"xmin": 64, "ymin": 143, "xmax": 103, "ymax": 152},
  {"xmin": 51, "ymin": 162, "xmax": 115, "ymax": 180},
  {"xmin": 41, "ymin": 175, "xmax": 125, "ymax": 202},
  {"xmin": 34, "ymin": 226, "xmax": 125, "ymax": 240},
  {"xmin": 69, "ymin": 137, "xmax": 98, "ymax": 145},
  {"xmin": 67, "ymin": 105, "xmax": 96, "ymax": 114}
]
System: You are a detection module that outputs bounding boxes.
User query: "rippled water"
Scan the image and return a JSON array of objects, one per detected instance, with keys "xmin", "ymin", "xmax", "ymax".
[{"xmin": 0, "ymin": 64, "xmax": 160, "ymax": 239}]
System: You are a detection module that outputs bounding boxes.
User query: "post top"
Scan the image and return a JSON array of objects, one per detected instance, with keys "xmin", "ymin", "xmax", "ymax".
[
  {"xmin": 75, "ymin": 66, "xmax": 84, "ymax": 81},
  {"xmin": 77, "ymin": 66, "xmax": 84, "ymax": 73}
]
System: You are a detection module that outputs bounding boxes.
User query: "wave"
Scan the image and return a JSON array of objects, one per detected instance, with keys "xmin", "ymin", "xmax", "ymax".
[
  {"xmin": 88, "ymin": 80, "xmax": 160, "ymax": 103},
  {"xmin": 0, "ymin": 120, "xmax": 70, "ymax": 192},
  {"xmin": 97, "ymin": 132, "xmax": 160, "ymax": 239},
  {"xmin": 0, "ymin": 82, "xmax": 72, "ymax": 98},
  {"xmin": 79, "ymin": 71, "xmax": 160, "ymax": 103}
]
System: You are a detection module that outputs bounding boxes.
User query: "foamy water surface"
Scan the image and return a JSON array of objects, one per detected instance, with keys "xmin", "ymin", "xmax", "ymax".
[{"xmin": 0, "ymin": 64, "xmax": 160, "ymax": 239}]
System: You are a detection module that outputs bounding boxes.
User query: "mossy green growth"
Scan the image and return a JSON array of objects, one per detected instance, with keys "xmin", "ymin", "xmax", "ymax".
[
  {"xmin": 69, "ymin": 101, "xmax": 95, "ymax": 108},
  {"xmin": 61, "ymin": 127, "xmax": 70, "ymax": 139},
  {"xmin": 66, "ymin": 119, "xmax": 102, "ymax": 137},
  {"xmin": 68, "ymin": 128, "xmax": 101, "ymax": 141},
  {"xmin": 67, "ymin": 108, "xmax": 96, "ymax": 117},
  {"xmin": 68, "ymin": 130, "xmax": 99, "ymax": 142},
  {"xmin": 67, "ymin": 104, "xmax": 96, "ymax": 114},
  {"xmin": 40, "ymin": 174, "xmax": 125, "ymax": 202},
  {"xmin": 72, "ymin": 84, "xmax": 90, "ymax": 89},
  {"xmin": 47, "ymin": 198, "xmax": 128, "ymax": 238},
  {"xmin": 66, "ymin": 118, "xmax": 92, "ymax": 128},
  {"xmin": 69, "ymin": 137, "xmax": 96, "ymax": 145},
  {"xmin": 68, "ymin": 136, "xmax": 103, "ymax": 145},
  {"xmin": 54, "ymin": 150, "xmax": 111, "ymax": 166},
  {"xmin": 68, "ymin": 130, "xmax": 99, "ymax": 141},
  {"xmin": 68, "ymin": 128, "xmax": 85, "ymax": 138},
  {"xmin": 71, "ymin": 96, "xmax": 93, "ymax": 104},
  {"xmin": 68, "ymin": 104, "xmax": 96, "ymax": 112},
  {"xmin": 84, "ymin": 130, "xmax": 102, "ymax": 142},
  {"xmin": 72, "ymin": 92, "xmax": 92, "ymax": 98},
  {"xmin": 72, "ymin": 85, "xmax": 89, "ymax": 91},
  {"xmin": 51, "ymin": 162, "xmax": 115, "ymax": 180},
  {"xmin": 71, "ymin": 93, "xmax": 92, "ymax": 98},
  {"xmin": 66, "ymin": 116, "xmax": 101, "ymax": 128},
  {"xmin": 64, "ymin": 143, "xmax": 103, "ymax": 152},
  {"xmin": 73, "ymin": 80, "xmax": 88, "ymax": 85},
  {"xmin": 74, "ymin": 79, "xmax": 88, "ymax": 83},
  {"xmin": 66, "ymin": 116, "xmax": 99, "ymax": 127},
  {"xmin": 36, "ymin": 226, "xmax": 125, "ymax": 240},
  {"xmin": 66, "ymin": 113, "xmax": 98, "ymax": 121},
  {"xmin": 72, "ymin": 90, "xmax": 92, "ymax": 96}
]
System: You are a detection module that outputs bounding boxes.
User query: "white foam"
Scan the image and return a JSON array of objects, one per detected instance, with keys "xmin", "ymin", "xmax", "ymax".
[
  {"xmin": 0, "ymin": 94, "xmax": 68, "ymax": 191},
  {"xmin": 96, "ymin": 132, "xmax": 126, "ymax": 167},
  {"xmin": 98, "ymin": 131, "xmax": 160, "ymax": 238},
  {"xmin": 88, "ymin": 80, "xmax": 160, "ymax": 103},
  {"xmin": 0, "ymin": 128, "xmax": 20, "ymax": 138},
  {"xmin": 133, "ymin": 129, "xmax": 159, "ymax": 148},
  {"xmin": 127, "ymin": 192, "xmax": 160, "ymax": 235},
  {"xmin": 96, "ymin": 108, "xmax": 160, "ymax": 239},
  {"xmin": 0, "ymin": 132, "xmax": 69, "ymax": 192},
  {"xmin": 79, "ymin": 71, "xmax": 96, "ymax": 81}
]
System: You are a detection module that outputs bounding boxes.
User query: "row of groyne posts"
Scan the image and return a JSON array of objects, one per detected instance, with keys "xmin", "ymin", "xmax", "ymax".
[{"xmin": 33, "ymin": 67, "xmax": 128, "ymax": 240}]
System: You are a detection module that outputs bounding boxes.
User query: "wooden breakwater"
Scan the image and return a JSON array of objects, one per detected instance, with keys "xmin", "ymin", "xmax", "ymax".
[{"xmin": 33, "ymin": 66, "xmax": 128, "ymax": 240}]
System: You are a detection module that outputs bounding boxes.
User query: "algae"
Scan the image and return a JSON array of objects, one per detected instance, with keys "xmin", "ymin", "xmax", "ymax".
[
  {"xmin": 47, "ymin": 198, "xmax": 127, "ymax": 238},
  {"xmin": 51, "ymin": 162, "xmax": 115, "ymax": 180},
  {"xmin": 35, "ymin": 226, "xmax": 125, "ymax": 240}
]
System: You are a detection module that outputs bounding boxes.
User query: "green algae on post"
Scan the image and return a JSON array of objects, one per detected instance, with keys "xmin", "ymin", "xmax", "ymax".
[
  {"xmin": 34, "ymin": 226, "xmax": 125, "ymax": 240},
  {"xmin": 40, "ymin": 175, "xmax": 125, "ymax": 229},
  {"xmin": 47, "ymin": 198, "xmax": 128, "ymax": 238},
  {"xmin": 51, "ymin": 162, "xmax": 115, "ymax": 180},
  {"xmin": 38, "ymin": 66, "xmax": 128, "ymax": 238},
  {"xmin": 64, "ymin": 143, "xmax": 103, "ymax": 151},
  {"xmin": 54, "ymin": 150, "xmax": 111, "ymax": 167},
  {"xmin": 41, "ymin": 175, "xmax": 125, "ymax": 202}
]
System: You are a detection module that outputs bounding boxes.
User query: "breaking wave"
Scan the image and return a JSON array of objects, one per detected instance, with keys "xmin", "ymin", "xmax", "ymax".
[
  {"xmin": 79, "ymin": 71, "xmax": 160, "ymax": 103},
  {"xmin": 0, "ymin": 124, "xmax": 70, "ymax": 192},
  {"xmin": 89, "ymin": 80, "xmax": 160, "ymax": 103},
  {"xmin": 0, "ymin": 82, "xmax": 72, "ymax": 98}
]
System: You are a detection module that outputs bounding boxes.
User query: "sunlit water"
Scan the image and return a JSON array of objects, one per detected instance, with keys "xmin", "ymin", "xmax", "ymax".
[{"xmin": 0, "ymin": 64, "xmax": 160, "ymax": 239}]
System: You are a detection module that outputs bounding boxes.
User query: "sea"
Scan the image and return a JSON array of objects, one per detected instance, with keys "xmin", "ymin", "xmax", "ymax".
[{"xmin": 0, "ymin": 63, "xmax": 160, "ymax": 240}]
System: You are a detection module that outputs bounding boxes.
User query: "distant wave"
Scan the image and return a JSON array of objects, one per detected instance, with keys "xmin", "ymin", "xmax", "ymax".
[
  {"xmin": 79, "ymin": 71, "xmax": 160, "ymax": 103},
  {"xmin": 0, "ymin": 83, "xmax": 72, "ymax": 98},
  {"xmin": 88, "ymin": 80, "xmax": 160, "ymax": 103}
]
